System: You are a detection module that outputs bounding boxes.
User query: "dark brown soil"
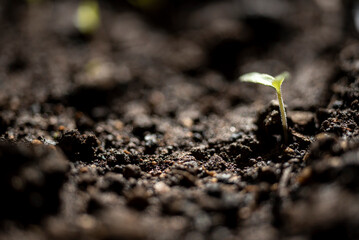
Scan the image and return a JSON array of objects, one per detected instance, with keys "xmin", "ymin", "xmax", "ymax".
[{"xmin": 1, "ymin": 0, "xmax": 359, "ymax": 239}]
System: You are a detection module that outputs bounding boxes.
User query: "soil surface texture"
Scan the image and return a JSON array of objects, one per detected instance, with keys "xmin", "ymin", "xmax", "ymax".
[{"xmin": 1, "ymin": 0, "xmax": 359, "ymax": 240}]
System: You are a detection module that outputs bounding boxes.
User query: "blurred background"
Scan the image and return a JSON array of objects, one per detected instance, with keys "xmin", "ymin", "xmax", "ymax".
[{"xmin": 0, "ymin": 0, "xmax": 350, "ymax": 120}]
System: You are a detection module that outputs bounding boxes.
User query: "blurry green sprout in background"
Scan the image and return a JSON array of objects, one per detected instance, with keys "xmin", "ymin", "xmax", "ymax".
[
  {"xmin": 75, "ymin": 0, "xmax": 101, "ymax": 35},
  {"xmin": 240, "ymin": 72, "xmax": 290, "ymax": 143},
  {"xmin": 73, "ymin": 0, "xmax": 165, "ymax": 35}
]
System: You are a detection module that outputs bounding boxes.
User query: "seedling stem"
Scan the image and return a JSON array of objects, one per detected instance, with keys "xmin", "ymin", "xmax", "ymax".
[{"xmin": 276, "ymin": 89, "xmax": 288, "ymax": 143}]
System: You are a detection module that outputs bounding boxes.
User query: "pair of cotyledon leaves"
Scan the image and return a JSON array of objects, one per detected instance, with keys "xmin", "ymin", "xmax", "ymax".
[{"xmin": 239, "ymin": 72, "xmax": 290, "ymax": 92}]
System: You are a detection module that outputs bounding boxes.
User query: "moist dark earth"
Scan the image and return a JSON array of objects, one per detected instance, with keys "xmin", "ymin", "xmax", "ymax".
[{"xmin": 1, "ymin": 0, "xmax": 359, "ymax": 239}]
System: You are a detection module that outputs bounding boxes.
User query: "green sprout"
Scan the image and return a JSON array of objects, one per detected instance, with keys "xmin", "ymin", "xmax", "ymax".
[
  {"xmin": 239, "ymin": 72, "xmax": 290, "ymax": 143},
  {"xmin": 75, "ymin": 0, "xmax": 100, "ymax": 35}
]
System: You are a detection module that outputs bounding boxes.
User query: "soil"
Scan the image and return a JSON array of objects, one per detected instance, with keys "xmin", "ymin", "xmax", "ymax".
[{"xmin": 1, "ymin": 0, "xmax": 359, "ymax": 239}]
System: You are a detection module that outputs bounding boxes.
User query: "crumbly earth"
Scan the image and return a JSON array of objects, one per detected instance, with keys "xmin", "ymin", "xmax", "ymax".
[{"xmin": 1, "ymin": 0, "xmax": 359, "ymax": 239}]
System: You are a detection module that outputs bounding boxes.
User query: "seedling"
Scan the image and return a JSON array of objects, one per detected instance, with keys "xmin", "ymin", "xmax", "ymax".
[
  {"xmin": 239, "ymin": 72, "xmax": 290, "ymax": 143},
  {"xmin": 75, "ymin": 0, "xmax": 100, "ymax": 35}
]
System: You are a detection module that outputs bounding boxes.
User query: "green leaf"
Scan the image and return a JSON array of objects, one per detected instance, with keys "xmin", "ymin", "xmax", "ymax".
[
  {"xmin": 239, "ymin": 72, "xmax": 289, "ymax": 93},
  {"xmin": 75, "ymin": 0, "xmax": 100, "ymax": 35}
]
